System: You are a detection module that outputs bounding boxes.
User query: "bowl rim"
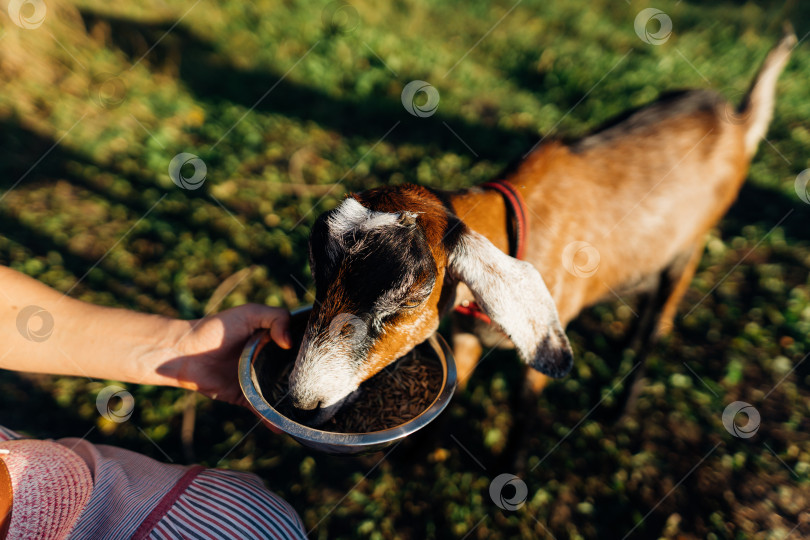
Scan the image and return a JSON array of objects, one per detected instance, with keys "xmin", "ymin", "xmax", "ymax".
[{"xmin": 238, "ymin": 308, "xmax": 457, "ymax": 448}]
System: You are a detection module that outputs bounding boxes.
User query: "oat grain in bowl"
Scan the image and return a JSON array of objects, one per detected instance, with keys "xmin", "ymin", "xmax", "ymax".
[
  {"xmin": 240, "ymin": 306, "xmax": 457, "ymax": 454},
  {"xmin": 262, "ymin": 348, "xmax": 443, "ymax": 433}
]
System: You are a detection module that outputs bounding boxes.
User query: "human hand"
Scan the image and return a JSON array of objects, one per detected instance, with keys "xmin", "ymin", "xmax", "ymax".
[{"xmin": 160, "ymin": 304, "xmax": 292, "ymax": 407}]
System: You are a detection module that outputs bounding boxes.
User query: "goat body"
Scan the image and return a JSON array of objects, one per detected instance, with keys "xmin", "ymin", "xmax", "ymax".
[{"xmin": 288, "ymin": 31, "xmax": 795, "ymax": 419}]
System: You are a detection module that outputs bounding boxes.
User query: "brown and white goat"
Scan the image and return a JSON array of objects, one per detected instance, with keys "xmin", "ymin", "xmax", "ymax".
[{"xmin": 288, "ymin": 32, "xmax": 795, "ymax": 423}]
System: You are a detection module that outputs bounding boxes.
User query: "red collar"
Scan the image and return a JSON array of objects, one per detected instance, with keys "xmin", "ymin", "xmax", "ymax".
[
  {"xmin": 454, "ymin": 179, "xmax": 528, "ymax": 324},
  {"xmin": 479, "ymin": 180, "xmax": 527, "ymax": 260}
]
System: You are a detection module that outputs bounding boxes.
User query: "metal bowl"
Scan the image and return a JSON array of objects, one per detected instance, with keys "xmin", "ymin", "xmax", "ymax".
[{"xmin": 238, "ymin": 307, "xmax": 457, "ymax": 455}]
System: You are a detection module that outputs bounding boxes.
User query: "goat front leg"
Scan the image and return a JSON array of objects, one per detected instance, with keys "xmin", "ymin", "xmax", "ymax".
[
  {"xmin": 504, "ymin": 367, "xmax": 551, "ymax": 474},
  {"xmin": 524, "ymin": 369, "xmax": 550, "ymax": 397},
  {"xmin": 506, "ymin": 346, "xmax": 556, "ymax": 473},
  {"xmin": 452, "ymin": 331, "xmax": 483, "ymax": 390}
]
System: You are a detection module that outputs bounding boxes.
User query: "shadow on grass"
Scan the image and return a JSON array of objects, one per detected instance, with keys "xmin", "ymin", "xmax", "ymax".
[
  {"xmin": 0, "ymin": 9, "xmax": 805, "ymax": 537},
  {"xmin": 79, "ymin": 9, "xmax": 538, "ymax": 162},
  {"xmin": 0, "ymin": 372, "xmax": 94, "ymax": 439},
  {"xmin": 0, "ymin": 119, "xmax": 311, "ymax": 312},
  {"xmin": 680, "ymin": 0, "xmax": 810, "ymax": 41}
]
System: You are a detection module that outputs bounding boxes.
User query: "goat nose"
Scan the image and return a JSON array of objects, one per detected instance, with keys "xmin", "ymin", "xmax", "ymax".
[
  {"xmin": 291, "ymin": 395, "xmax": 321, "ymax": 411},
  {"xmin": 290, "ymin": 396, "xmax": 322, "ymax": 425}
]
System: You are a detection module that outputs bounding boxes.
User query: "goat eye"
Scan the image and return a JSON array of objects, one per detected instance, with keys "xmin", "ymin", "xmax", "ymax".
[{"xmin": 401, "ymin": 296, "xmax": 427, "ymax": 310}]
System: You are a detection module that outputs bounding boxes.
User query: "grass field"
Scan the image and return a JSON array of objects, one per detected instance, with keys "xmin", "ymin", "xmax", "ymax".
[{"xmin": 1, "ymin": 0, "xmax": 809, "ymax": 537}]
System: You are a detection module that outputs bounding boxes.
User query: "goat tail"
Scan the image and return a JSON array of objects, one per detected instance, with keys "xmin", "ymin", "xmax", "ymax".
[{"xmin": 739, "ymin": 24, "xmax": 796, "ymax": 156}]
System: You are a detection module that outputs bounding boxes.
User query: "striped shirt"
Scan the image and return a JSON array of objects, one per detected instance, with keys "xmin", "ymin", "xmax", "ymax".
[{"xmin": 0, "ymin": 425, "xmax": 306, "ymax": 539}]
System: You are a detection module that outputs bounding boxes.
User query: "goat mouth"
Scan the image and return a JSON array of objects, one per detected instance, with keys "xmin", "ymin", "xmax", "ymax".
[{"xmin": 293, "ymin": 390, "xmax": 361, "ymax": 427}]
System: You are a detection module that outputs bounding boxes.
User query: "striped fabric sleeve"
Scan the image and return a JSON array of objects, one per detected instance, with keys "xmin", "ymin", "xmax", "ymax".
[
  {"xmin": 0, "ymin": 426, "xmax": 21, "ymax": 442},
  {"xmin": 0, "ymin": 425, "xmax": 306, "ymax": 539},
  {"xmin": 147, "ymin": 469, "xmax": 307, "ymax": 540}
]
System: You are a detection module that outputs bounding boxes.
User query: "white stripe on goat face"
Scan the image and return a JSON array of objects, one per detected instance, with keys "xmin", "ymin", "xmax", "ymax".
[
  {"xmin": 289, "ymin": 198, "xmax": 403, "ymax": 413},
  {"xmin": 288, "ymin": 325, "xmax": 364, "ymax": 412},
  {"xmin": 324, "ymin": 198, "xmax": 400, "ymax": 264}
]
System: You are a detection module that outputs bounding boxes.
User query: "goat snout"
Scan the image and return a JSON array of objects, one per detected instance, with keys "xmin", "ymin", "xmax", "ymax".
[
  {"xmin": 290, "ymin": 393, "xmax": 321, "ymax": 411},
  {"xmin": 288, "ymin": 377, "xmax": 354, "ymax": 426},
  {"xmin": 287, "ymin": 373, "xmax": 328, "ymax": 411},
  {"xmin": 287, "ymin": 346, "xmax": 359, "ymax": 424}
]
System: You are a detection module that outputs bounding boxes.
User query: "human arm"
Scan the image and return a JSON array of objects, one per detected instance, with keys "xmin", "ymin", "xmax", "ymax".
[{"xmin": 0, "ymin": 265, "xmax": 291, "ymax": 406}]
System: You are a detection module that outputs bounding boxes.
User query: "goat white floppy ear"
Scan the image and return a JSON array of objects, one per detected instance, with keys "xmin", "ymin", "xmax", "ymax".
[{"xmin": 448, "ymin": 229, "xmax": 573, "ymax": 378}]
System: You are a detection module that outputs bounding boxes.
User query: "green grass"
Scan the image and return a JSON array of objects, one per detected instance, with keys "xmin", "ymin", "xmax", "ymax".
[{"xmin": 1, "ymin": 0, "xmax": 809, "ymax": 537}]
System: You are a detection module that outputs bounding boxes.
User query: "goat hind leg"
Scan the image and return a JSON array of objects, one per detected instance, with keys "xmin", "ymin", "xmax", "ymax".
[
  {"xmin": 655, "ymin": 244, "xmax": 704, "ymax": 338},
  {"xmin": 622, "ymin": 244, "xmax": 704, "ymax": 416}
]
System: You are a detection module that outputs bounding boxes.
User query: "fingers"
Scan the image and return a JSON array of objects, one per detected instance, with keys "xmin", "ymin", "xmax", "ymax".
[
  {"xmin": 270, "ymin": 316, "xmax": 292, "ymax": 349},
  {"xmin": 239, "ymin": 304, "xmax": 292, "ymax": 349}
]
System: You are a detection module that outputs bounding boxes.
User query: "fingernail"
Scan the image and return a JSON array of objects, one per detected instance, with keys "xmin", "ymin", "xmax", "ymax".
[{"xmin": 284, "ymin": 329, "xmax": 292, "ymax": 346}]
